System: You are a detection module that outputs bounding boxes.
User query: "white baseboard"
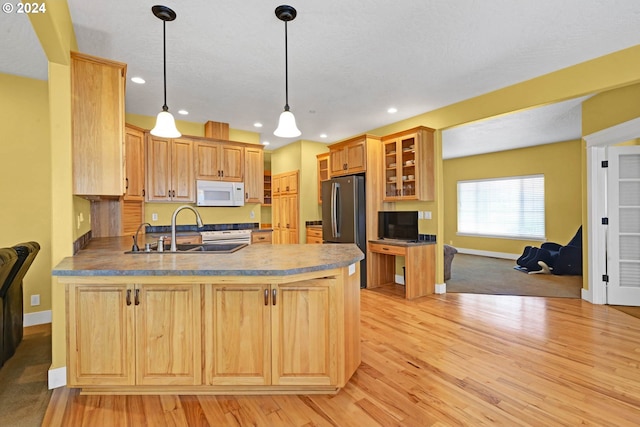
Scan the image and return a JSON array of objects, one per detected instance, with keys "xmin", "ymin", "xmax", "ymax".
[
  {"xmin": 48, "ymin": 366, "xmax": 67, "ymax": 389},
  {"xmin": 435, "ymin": 283, "xmax": 446, "ymax": 294},
  {"xmin": 24, "ymin": 309, "xmax": 52, "ymax": 327},
  {"xmin": 581, "ymin": 287, "xmax": 594, "ymax": 303},
  {"xmin": 456, "ymin": 248, "xmax": 520, "ymax": 260}
]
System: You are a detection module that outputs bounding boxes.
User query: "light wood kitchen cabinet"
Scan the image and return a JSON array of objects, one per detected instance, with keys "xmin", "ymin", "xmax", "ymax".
[
  {"xmin": 317, "ymin": 152, "xmax": 330, "ymax": 203},
  {"xmin": 71, "ymin": 52, "xmax": 126, "ymax": 196},
  {"xmin": 124, "ymin": 125, "xmax": 146, "ymax": 201},
  {"xmin": 203, "ymin": 278, "xmax": 337, "ymax": 387},
  {"xmin": 381, "ymin": 126, "xmax": 435, "ymax": 202},
  {"xmin": 66, "ymin": 283, "xmax": 202, "ymax": 387},
  {"xmin": 147, "ymin": 136, "xmax": 195, "ymax": 202},
  {"xmin": 244, "ymin": 146, "xmax": 264, "ymax": 203},
  {"xmin": 251, "ymin": 230, "xmax": 273, "ymax": 244},
  {"xmin": 306, "ymin": 226, "xmax": 323, "ymax": 244},
  {"xmin": 194, "ymin": 140, "xmax": 244, "ymax": 182},
  {"xmin": 329, "ymin": 137, "xmax": 366, "ymax": 177},
  {"xmin": 272, "ymin": 171, "xmax": 299, "ymax": 244}
]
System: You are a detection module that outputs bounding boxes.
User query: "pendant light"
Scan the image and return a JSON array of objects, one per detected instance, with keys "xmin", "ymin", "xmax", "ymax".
[
  {"xmin": 150, "ymin": 5, "xmax": 181, "ymax": 138},
  {"xmin": 274, "ymin": 5, "xmax": 302, "ymax": 138}
]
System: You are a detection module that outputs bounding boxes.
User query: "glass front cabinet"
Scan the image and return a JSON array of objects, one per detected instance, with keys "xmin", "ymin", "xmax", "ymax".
[{"xmin": 382, "ymin": 126, "xmax": 435, "ymax": 202}]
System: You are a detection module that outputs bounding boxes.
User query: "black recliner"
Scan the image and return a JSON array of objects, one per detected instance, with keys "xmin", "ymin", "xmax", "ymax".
[
  {"xmin": 1, "ymin": 241, "xmax": 40, "ymax": 366},
  {"xmin": 0, "ymin": 247, "xmax": 19, "ymax": 368},
  {"xmin": 516, "ymin": 227, "xmax": 582, "ymax": 275}
]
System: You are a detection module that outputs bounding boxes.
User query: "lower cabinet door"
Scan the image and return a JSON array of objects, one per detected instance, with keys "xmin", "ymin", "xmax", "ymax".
[
  {"xmin": 203, "ymin": 284, "xmax": 271, "ymax": 385},
  {"xmin": 67, "ymin": 284, "xmax": 135, "ymax": 386},
  {"xmin": 135, "ymin": 284, "xmax": 202, "ymax": 385},
  {"xmin": 271, "ymin": 279, "xmax": 338, "ymax": 386}
]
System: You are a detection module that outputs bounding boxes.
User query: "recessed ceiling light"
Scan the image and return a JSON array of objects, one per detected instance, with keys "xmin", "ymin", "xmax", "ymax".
[
  {"xmin": 178, "ymin": 110, "xmax": 188, "ymax": 115},
  {"xmin": 387, "ymin": 107, "xmax": 398, "ymax": 114},
  {"xmin": 254, "ymin": 122, "xmax": 263, "ymax": 128},
  {"xmin": 131, "ymin": 77, "xmax": 145, "ymax": 84},
  {"xmin": 262, "ymin": 141, "xmax": 270, "ymax": 146},
  {"xmin": 320, "ymin": 134, "xmax": 328, "ymax": 139}
]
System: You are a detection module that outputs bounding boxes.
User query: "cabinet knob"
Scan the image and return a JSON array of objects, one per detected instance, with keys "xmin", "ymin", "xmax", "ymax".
[
  {"xmin": 272, "ymin": 289, "xmax": 277, "ymax": 306},
  {"xmin": 126, "ymin": 289, "xmax": 132, "ymax": 306},
  {"xmin": 264, "ymin": 289, "xmax": 269, "ymax": 306},
  {"xmin": 134, "ymin": 289, "xmax": 140, "ymax": 305}
]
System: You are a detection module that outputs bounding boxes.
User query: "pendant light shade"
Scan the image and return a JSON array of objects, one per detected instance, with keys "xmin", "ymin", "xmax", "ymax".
[
  {"xmin": 152, "ymin": 109, "xmax": 182, "ymax": 138},
  {"xmin": 150, "ymin": 5, "xmax": 181, "ymax": 138},
  {"xmin": 275, "ymin": 107, "xmax": 301, "ymax": 138},
  {"xmin": 274, "ymin": 5, "xmax": 301, "ymax": 138}
]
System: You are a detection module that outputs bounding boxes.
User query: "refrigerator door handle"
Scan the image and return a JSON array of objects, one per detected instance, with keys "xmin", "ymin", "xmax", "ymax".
[{"xmin": 331, "ymin": 182, "xmax": 340, "ymax": 237}]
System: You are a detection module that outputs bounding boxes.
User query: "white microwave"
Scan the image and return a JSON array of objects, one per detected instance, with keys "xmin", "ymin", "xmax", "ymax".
[{"xmin": 196, "ymin": 180, "xmax": 245, "ymax": 207}]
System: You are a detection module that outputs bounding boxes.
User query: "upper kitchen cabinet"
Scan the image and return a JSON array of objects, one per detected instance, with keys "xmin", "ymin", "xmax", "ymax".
[
  {"xmin": 244, "ymin": 146, "xmax": 264, "ymax": 203},
  {"xmin": 123, "ymin": 124, "xmax": 146, "ymax": 201},
  {"xmin": 194, "ymin": 140, "xmax": 244, "ymax": 182},
  {"xmin": 71, "ymin": 52, "xmax": 126, "ymax": 196},
  {"xmin": 381, "ymin": 126, "xmax": 435, "ymax": 202},
  {"xmin": 146, "ymin": 136, "xmax": 195, "ymax": 203},
  {"xmin": 329, "ymin": 136, "xmax": 366, "ymax": 177},
  {"xmin": 317, "ymin": 152, "xmax": 329, "ymax": 204}
]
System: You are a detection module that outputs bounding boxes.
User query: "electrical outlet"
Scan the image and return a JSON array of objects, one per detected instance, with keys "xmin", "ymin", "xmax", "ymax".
[
  {"xmin": 152, "ymin": 213, "xmax": 158, "ymax": 221},
  {"xmin": 31, "ymin": 294, "xmax": 40, "ymax": 306},
  {"xmin": 79, "ymin": 212, "xmax": 84, "ymax": 222},
  {"xmin": 76, "ymin": 215, "xmax": 81, "ymax": 229},
  {"xmin": 424, "ymin": 211, "xmax": 432, "ymax": 219},
  {"xmin": 418, "ymin": 211, "xmax": 424, "ymax": 220}
]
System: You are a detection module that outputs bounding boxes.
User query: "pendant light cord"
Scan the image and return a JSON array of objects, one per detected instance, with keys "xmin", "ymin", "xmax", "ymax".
[
  {"xmin": 284, "ymin": 20, "xmax": 290, "ymax": 111},
  {"xmin": 162, "ymin": 19, "xmax": 168, "ymax": 112}
]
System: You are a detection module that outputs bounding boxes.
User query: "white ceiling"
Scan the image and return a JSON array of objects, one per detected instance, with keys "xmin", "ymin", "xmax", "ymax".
[{"xmin": 2, "ymin": 1, "xmax": 640, "ymax": 154}]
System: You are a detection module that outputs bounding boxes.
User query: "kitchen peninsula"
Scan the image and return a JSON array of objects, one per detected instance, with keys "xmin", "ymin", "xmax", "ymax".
[{"xmin": 53, "ymin": 237, "xmax": 363, "ymax": 395}]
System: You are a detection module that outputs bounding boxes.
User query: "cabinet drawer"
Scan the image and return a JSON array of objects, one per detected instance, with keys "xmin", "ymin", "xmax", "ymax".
[
  {"xmin": 306, "ymin": 228, "xmax": 322, "ymax": 238},
  {"xmin": 251, "ymin": 231, "xmax": 273, "ymax": 244},
  {"xmin": 307, "ymin": 236, "xmax": 323, "ymax": 244},
  {"xmin": 369, "ymin": 242, "xmax": 406, "ymax": 256}
]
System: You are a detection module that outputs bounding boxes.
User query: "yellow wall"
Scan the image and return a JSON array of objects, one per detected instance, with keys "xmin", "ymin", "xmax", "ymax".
[
  {"xmin": 0, "ymin": 73, "xmax": 52, "ymax": 315},
  {"xmin": 125, "ymin": 113, "xmax": 261, "ymax": 144},
  {"xmin": 582, "ymin": 82, "xmax": 640, "ymax": 135},
  {"xmin": 443, "ymin": 140, "xmax": 583, "ymax": 255}
]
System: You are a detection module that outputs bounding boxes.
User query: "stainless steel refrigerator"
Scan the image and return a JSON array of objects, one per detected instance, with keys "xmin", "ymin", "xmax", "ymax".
[{"xmin": 322, "ymin": 175, "xmax": 367, "ymax": 287}]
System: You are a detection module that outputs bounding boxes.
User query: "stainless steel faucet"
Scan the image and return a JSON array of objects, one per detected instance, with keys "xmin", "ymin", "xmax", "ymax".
[
  {"xmin": 132, "ymin": 222, "xmax": 151, "ymax": 252},
  {"xmin": 170, "ymin": 205, "xmax": 204, "ymax": 251}
]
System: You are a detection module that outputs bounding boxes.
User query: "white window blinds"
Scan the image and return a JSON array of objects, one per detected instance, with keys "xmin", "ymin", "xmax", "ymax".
[{"xmin": 457, "ymin": 175, "xmax": 545, "ymax": 240}]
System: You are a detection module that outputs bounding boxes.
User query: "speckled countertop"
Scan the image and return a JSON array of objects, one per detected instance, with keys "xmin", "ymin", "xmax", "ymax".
[{"xmin": 52, "ymin": 236, "xmax": 364, "ymax": 277}]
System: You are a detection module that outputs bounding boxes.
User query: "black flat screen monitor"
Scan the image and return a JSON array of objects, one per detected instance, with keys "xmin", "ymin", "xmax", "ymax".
[{"xmin": 378, "ymin": 211, "xmax": 419, "ymax": 241}]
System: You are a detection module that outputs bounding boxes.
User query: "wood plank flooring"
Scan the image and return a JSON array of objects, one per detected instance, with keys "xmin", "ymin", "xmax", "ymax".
[{"xmin": 43, "ymin": 290, "xmax": 640, "ymax": 426}]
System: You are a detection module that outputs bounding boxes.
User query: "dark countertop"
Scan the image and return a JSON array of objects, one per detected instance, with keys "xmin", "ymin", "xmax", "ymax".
[
  {"xmin": 369, "ymin": 238, "xmax": 436, "ymax": 247},
  {"xmin": 53, "ymin": 236, "xmax": 363, "ymax": 277}
]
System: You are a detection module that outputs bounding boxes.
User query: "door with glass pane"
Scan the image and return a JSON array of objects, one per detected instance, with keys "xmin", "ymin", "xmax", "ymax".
[{"xmin": 607, "ymin": 146, "xmax": 640, "ymax": 305}]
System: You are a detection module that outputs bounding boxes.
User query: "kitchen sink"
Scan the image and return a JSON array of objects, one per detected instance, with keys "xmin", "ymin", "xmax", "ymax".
[{"xmin": 125, "ymin": 243, "xmax": 247, "ymax": 254}]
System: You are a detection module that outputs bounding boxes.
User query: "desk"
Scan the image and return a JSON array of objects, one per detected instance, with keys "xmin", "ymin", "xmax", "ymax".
[{"xmin": 368, "ymin": 239, "xmax": 435, "ymax": 299}]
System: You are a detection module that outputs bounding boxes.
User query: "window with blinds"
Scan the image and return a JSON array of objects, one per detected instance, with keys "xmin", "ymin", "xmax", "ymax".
[{"xmin": 457, "ymin": 175, "xmax": 545, "ymax": 240}]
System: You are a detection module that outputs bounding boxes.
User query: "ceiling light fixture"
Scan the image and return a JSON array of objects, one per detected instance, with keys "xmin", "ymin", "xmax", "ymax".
[
  {"xmin": 150, "ymin": 5, "xmax": 181, "ymax": 138},
  {"xmin": 273, "ymin": 5, "xmax": 301, "ymax": 138},
  {"xmin": 131, "ymin": 77, "xmax": 146, "ymax": 84}
]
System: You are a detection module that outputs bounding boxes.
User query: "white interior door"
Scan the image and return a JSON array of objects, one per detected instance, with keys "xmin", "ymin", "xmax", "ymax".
[{"xmin": 606, "ymin": 145, "xmax": 640, "ymax": 305}]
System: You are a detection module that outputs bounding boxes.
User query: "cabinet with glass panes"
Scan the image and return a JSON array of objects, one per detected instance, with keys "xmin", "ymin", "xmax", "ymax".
[{"xmin": 381, "ymin": 126, "xmax": 435, "ymax": 202}]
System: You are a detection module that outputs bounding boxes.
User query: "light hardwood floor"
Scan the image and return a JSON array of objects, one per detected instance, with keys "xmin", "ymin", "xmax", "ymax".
[{"xmin": 43, "ymin": 289, "xmax": 640, "ymax": 426}]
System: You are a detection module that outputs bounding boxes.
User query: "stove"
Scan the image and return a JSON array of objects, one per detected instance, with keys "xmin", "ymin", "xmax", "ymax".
[{"xmin": 200, "ymin": 229, "xmax": 252, "ymax": 245}]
